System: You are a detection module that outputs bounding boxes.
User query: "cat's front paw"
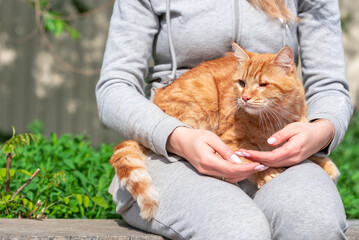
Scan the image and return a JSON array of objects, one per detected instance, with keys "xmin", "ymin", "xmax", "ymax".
[{"xmin": 251, "ymin": 167, "xmax": 285, "ymax": 188}]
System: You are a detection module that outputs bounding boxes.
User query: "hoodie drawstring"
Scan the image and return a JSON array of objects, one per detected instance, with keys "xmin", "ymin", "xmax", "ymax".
[{"xmin": 161, "ymin": 0, "xmax": 177, "ymax": 86}]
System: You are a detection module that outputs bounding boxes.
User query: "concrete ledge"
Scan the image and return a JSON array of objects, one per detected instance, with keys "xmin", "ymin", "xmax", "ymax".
[
  {"xmin": 0, "ymin": 219, "xmax": 358, "ymax": 239},
  {"xmin": 347, "ymin": 220, "xmax": 359, "ymax": 240},
  {"xmin": 0, "ymin": 219, "xmax": 164, "ymax": 240}
]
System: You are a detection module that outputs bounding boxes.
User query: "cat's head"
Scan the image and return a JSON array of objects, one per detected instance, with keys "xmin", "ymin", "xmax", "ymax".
[{"xmin": 231, "ymin": 42, "xmax": 302, "ymax": 116}]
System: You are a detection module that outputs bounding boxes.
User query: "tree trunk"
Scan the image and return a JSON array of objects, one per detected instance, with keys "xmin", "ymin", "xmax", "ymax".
[{"xmin": 4, "ymin": 153, "xmax": 12, "ymax": 192}]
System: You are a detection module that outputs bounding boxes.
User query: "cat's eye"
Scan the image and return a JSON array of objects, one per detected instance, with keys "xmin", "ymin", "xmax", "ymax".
[
  {"xmin": 239, "ymin": 80, "xmax": 246, "ymax": 87},
  {"xmin": 259, "ymin": 83, "xmax": 269, "ymax": 87}
]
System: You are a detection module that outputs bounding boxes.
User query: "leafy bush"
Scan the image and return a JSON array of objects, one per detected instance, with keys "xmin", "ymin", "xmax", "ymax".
[
  {"xmin": 0, "ymin": 126, "xmax": 117, "ymax": 219},
  {"xmin": 330, "ymin": 111, "xmax": 359, "ymax": 219}
]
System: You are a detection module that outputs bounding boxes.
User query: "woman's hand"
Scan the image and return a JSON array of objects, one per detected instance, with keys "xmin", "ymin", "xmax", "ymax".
[
  {"xmin": 166, "ymin": 127, "xmax": 268, "ymax": 183},
  {"xmin": 236, "ymin": 119, "xmax": 335, "ymax": 168}
]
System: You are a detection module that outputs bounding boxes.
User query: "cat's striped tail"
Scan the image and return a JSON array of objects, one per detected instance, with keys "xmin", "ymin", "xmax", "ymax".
[{"xmin": 110, "ymin": 140, "xmax": 159, "ymax": 220}]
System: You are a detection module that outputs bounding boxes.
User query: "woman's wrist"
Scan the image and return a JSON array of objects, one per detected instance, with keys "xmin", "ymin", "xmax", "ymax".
[
  {"xmin": 312, "ymin": 119, "xmax": 335, "ymax": 150},
  {"xmin": 166, "ymin": 126, "xmax": 188, "ymax": 155}
]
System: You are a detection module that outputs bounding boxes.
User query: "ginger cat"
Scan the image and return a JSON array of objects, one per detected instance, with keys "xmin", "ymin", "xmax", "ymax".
[{"xmin": 110, "ymin": 43, "xmax": 339, "ymax": 220}]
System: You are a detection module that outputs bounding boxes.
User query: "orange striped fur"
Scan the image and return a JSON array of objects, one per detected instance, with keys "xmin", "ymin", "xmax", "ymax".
[
  {"xmin": 110, "ymin": 140, "xmax": 159, "ymax": 220},
  {"xmin": 110, "ymin": 43, "xmax": 338, "ymax": 220}
]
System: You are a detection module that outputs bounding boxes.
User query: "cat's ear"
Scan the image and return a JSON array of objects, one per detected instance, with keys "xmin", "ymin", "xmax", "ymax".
[
  {"xmin": 274, "ymin": 45, "xmax": 294, "ymax": 75},
  {"xmin": 231, "ymin": 42, "xmax": 249, "ymax": 62}
]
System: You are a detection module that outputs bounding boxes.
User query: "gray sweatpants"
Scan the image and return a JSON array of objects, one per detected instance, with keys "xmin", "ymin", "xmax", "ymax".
[{"xmin": 112, "ymin": 154, "xmax": 348, "ymax": 240}]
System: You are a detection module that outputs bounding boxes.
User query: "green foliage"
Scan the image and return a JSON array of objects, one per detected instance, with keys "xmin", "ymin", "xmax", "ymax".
[
  {"xmin": 0, "ymin": 126, "xmax": 38, "ymax": 155},
  {"xmin": 330, "ymin": 111, "xmax": 359, "ymax": 219},
  {"xmin": 27, "ymin": 0, "xmax": 83, "ymax": 39},
  {"xmin": 44, "ymin": 12, "xmax": 81, "ymax": 39},
  {"xmin": 0, "ymin": 129, "xmax": 117, "ymax": 219},
  {"xmin": 0, "ymin": 192, "xmax": 40, "ymax": 219},
  {"xmin": 27, "ymin": 120, "xmax": 45, "ymax": 135}
]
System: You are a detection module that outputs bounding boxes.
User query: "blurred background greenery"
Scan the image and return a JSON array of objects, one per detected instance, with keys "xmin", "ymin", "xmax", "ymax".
[{"xmin": 0, "ymin": 0, "xmax": 358, "ymax": 219}]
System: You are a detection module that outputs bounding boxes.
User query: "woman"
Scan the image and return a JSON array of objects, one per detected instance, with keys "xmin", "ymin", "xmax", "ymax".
[{"xmin": 96, "ymin": 0, "xmax": 353, "ymax": 239}]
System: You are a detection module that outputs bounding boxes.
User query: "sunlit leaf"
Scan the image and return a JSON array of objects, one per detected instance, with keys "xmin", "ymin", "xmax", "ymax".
[
  {"xmin": 69, "ymin": 203, "xmax": 79, "ymax": 213},
  {"xmin": 75, "ymin": 194, "xmax": 82, "ymax": 205},
  {"xmin": 45, "ymin": 17, "xmax": 56, "ymax": 32},
  {"xmin": 11, "ymin": 126, "xmax": 16, "ymax": 137},
  {"xmin": 18, "ymin": 169, "xmax": 32, "ymax": 176},
  {"xmin": 0, "ymin": 169, "xmax": 7, "ymax": 179},
  {"xmin": 4, "ymin": 194, "xmax": 11, "ymax": 203},
  {"xmin": 54, "ymin": 20, "xmax": 65, "ymax": 37},
  {"xmin": 83, "ymin": 195, "xmax": 90, "ymax": 208},
  {"xmin": 91, "ymin": 196, "xmax": 108, "ymax": 208},
  {"xmin": 25, "ymin": 134, "xmax": 30, "ymax": 145},
  {"xmin": 9, "ymin": 169, "xmax": 15, "ymax": 177},
  {"xmin": 3, "ymin": 144, "xmax": 12, "ymax": 153},
  {"xmin": 63, "ymin": 197, "xmax": 69, "ymax": 205}
]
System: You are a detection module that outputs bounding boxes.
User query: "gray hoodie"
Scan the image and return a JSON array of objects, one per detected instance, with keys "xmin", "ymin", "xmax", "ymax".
[{"xmin": 96, "ymin": 0, "xmax": 353, "ymax": 162}]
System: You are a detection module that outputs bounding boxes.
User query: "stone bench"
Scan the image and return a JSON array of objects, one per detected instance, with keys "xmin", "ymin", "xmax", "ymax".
[{"xmin": 0, "ymin": 219, "xmax": 358, "ymax": 239}]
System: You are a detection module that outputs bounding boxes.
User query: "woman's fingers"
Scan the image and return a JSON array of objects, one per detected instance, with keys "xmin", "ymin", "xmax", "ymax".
[
  {"xmin": 167, "ymin": 127, "xmax": 268, "ymax": 181},
  {"xmin": 204, "ymin": 131, "xmax": 243, "ymax": 163},
  {"xmin": 244, "ymin": 141, "xmax": 298, "ymax": 166},
  {"xmin": 236, "ymin": 121, "xmax": 332, "ymax": 168},
  {"xmin": 266, "ymin": 123, "xmax": 300, "ymax": 146},
  {"xmin": 202, "ymin": 152, "xmax": 268, "ymax": 179}
]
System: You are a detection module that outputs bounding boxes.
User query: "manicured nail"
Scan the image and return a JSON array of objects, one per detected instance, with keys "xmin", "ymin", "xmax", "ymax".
[
  {"xmin": 243, "ymin": 152, "xmax": 251, "ymax": 157},
  {"xmin": 267, "ymin": 137, "xmax": 277, "ymax": 145},
  {"xmin": 235, "ymin": 151, "xmax": 244, "ymax": 157},
  {"xmin": 230, "ymin": 154, "xmax": 242, "ymax": 163},
  {"xmin": 235, "ymin": 151, "xmax": 251, "ymax": 158},
  {"xmin": 254, "ymin": 165, "xmax": 269, "ymax": 171}
]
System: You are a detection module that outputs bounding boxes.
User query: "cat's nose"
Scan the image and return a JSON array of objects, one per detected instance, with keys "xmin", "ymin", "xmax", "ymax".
[{"xmin": 242, "ymin": 96, "xmax": 251, "ymax": 102}]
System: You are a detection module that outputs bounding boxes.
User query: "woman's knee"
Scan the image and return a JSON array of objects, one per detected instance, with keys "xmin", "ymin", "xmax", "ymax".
[
  {"xmin": 254, "ymin": 160, "xmax": 347, "ymax": 239},
  {"xmin": 193, "ymin": 204, "xmax": 271, "ymax": 240},
  {"xmin": 122, "ymin": 199, "xmax": 271, "ymax": 240},
  {"xmin": 270, "ymin": 210, "xmax": 348, "ymax": 240}
]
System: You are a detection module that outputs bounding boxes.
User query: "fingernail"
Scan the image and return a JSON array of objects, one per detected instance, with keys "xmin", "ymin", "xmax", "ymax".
[
  {"xmin": 243, "ymin": 152, "xmax": 251, "ymax": 157},
  {"xmin": 267, "ymin": 137, "xmax": 277, "ymax": 145},
  {"xmin": 230, "ymin": 154, "xmax": 242, "ymax": 163},
  {"xmin": 235, "ymin": 151, "xmax": 244, "ymax": 157},
  {"xmin": 254, "ymin": 165, "xmax": 269, "ymax": 171}
]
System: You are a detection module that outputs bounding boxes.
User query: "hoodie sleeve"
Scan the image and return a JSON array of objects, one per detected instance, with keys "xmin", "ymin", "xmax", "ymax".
[
  {"xmin": 297, "ymin": 0, "xmax": 353, "ymax": 156},
  {"xmin": 96, "ymin": 0, "xmax": 187, "ymax": 161}
]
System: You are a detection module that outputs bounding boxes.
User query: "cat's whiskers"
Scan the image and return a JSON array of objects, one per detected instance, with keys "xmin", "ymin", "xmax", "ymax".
[
  {"xmin": 266, "ymin": 106, "xmax": 285, "ymax": 132},
  {"xmin": 254, "ymin": 104, "xmax": 268, "ymax": 135},
  {"xmin": 270, "ymin": 102, "xmax": 298, "ymax": 120},
  {"xmin": 268, "ymin": 107, "xmax": 288, "ymax": 124},
  {"xmin": 256, "ymin": 103, "xmax": 270, "ymax": 136},
  {"xmin": 225, "ymin": 102, "xmax": 241, "ymax": 119},
  {"xmin": 270, "ymin": 106, "xmax": 299, "ymax": 130},
  {"xmin": 267, "ymin": 107, "xmax": 280, "ymax": 134},
  {"xmin": 244, "ymin": 99, "xmax": 287, "ymax": 134},
  {"xmin": 242, "ymin": 99, "xmax": 267, "ymax": 116},
  {"xmin": 258, "ymin": 109, "xmax": 264, "ymax": 132},
  {"xmin": 259, "ymin": 108, "xmax": 270, "ymax": 137},
  {"xmin": 262, "ymin": 106, "xmax": 276, "ymax": 136}
]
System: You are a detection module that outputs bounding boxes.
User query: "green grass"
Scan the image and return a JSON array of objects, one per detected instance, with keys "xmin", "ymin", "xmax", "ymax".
[{"xmin": 330, "ymin": 111, "xmax": 359, "ymax": 219}]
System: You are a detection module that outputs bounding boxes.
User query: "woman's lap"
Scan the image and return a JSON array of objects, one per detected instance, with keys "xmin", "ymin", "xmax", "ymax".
[
  {"xmin": 252, "ymin": 160, "xmax": 348, "ymax": 240},
  {"xmin": 113, "ymin": 154, "xmax": 347, "ymax": 240}
]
